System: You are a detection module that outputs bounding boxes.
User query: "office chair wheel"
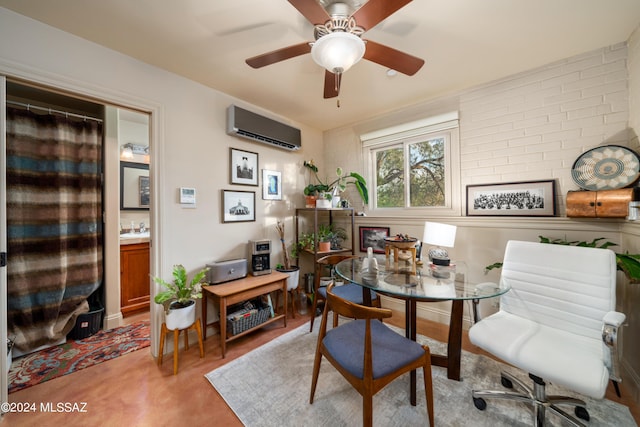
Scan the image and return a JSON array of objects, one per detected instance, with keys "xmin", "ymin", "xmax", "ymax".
[
  {"xmin": 575, "ymin": 406, "xmax": 590, "ymax": 421},
  {"xmin": 473, "ymin": 397, "xmax": 487, "ymax": 411},
  {"xmin": 500, "ymin": 375, "xmax": 513, "ymax": 389}
]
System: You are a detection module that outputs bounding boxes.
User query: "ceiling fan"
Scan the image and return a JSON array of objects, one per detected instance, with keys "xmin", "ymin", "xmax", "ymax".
[{"xmin": 245, "ymin": 0, "xmax": 425, "ymax": 99}]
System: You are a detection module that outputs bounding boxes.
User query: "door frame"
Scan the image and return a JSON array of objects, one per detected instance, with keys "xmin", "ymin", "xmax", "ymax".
[{"xmin": 1, "ymin": 75, "xmax": 8, "ymax": 410}]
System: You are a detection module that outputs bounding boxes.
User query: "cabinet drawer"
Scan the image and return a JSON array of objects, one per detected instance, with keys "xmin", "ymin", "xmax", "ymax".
[{"xmin": 566, "ymin": 188, "xmax": 639, "ymax": 218}]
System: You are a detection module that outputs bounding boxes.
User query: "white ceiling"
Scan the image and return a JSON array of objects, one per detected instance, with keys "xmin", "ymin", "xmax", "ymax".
[{"xmin": 1, "ymin": 0, "xmax": 639, "ymax": 131}]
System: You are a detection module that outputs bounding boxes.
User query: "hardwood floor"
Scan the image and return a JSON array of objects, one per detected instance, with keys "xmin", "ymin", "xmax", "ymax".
[{"xmin": 5, "ymin": 309, "xmax": 639, "ymax": 426}]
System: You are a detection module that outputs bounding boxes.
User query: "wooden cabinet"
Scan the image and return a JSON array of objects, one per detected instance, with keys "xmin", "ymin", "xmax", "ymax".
[
  {"xmin": 120, "ymin": 242, "xmax": 150, "ymax": 316},
  {"xmin": 566, "ymin": 188, "xmax": 639, "ymax": 218}
]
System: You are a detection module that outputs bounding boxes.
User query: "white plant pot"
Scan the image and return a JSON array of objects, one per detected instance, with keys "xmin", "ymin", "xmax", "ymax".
[
  {"xmin": 316, "ymin": 198, "xmax": 331, "ymax": 208},
  {"xmin": 284, "ymin": 267, "xmax": 300, "ymax": 291},
  {"xmin": 165, "ymin": 300, "xmax": 196, "ymax": 330},
  {"xmin": 331, "ymin": 196, "xmax": 341, "ymax": 208}
]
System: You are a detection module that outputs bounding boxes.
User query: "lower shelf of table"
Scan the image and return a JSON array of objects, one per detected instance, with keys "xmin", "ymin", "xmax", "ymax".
[{"xmin": 225, "ymin": 313, "xmax": 285, "ymax": 341}]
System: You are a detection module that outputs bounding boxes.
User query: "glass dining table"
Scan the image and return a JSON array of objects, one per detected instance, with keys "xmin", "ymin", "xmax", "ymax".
[{"xmin": 334, "ymin": 256, "xmax": 510, "ymax": 405}]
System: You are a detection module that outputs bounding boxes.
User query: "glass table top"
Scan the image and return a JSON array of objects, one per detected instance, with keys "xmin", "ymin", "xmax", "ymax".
[{"xmin": 334, "ymin": 256, "xmax": 510, "ymax": 302}]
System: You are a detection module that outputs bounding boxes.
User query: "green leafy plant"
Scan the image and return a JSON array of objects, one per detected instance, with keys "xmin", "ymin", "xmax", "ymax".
[
  {"xmin": 485, "ymin": 236, "xmax": 640, "ymax": 283},
  {"xmin": 153, "ymin": 264, "xmax": 210, "ymax": 313},
  {"xmin": 303, "ymin": 160, "xmax": 368, "ymax": 204}
]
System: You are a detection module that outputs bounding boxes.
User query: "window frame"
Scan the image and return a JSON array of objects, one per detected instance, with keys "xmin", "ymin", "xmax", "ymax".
[{"xmin": 361, "ymin": 113, "xmax": 461, "ymax": 217}]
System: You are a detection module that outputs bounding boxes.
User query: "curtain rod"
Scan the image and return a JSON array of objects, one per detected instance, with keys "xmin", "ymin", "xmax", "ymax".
[{"xmin": 6, "ymin": 100, "xmax": 103, "ymax": 123}]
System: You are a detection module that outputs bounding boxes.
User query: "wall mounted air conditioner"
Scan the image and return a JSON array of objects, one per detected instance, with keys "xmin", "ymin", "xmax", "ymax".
[{"xmin": 226, "ymin": 105, "xmax": 301, "ymax": 151}]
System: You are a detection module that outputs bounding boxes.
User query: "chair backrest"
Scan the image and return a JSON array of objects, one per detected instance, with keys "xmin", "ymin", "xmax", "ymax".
[
  {"xmin": 325, "ymin": 283, "xmax": 391, "ymax": 321},
  {"xmin": 500, "ymin": 240, "xmax": 617, "ymax": 341}
]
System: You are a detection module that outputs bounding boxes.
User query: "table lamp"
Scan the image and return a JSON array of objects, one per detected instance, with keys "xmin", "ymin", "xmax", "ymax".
[{"xmin": 422, "ymin": 221, "xmax": 457, "ymax": 266}]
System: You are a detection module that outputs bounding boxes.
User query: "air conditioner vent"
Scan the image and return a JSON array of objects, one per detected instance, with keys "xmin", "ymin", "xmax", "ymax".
[{"xmin": 227, "ymin": 105, "xmax": 301, "ymax": 151}]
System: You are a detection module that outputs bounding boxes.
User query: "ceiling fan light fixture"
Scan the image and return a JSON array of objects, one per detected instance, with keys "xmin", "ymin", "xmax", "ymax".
[{"xmin": 311, "ymin": 32, "xmax": 365, "ymax": 74}]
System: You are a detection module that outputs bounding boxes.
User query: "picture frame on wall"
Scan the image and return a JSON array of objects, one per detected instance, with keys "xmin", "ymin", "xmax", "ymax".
[
  {"xmin": 229, "ymin": 148, "xmax": 258, "ymax": 186},
  {"xmin": 262, "ymin": 169, "xmax": 282, "ymax": 200},
  {"xmin": 222, "ymin": 190, "xmax": 256, "ymax": 223},
  {"xmin": 466, "ymin": 180, "xmax": 556, "ymax": 217},
  {"xmin": 359, "ymin": 226, "xmax": 391, "ymax": 254}
]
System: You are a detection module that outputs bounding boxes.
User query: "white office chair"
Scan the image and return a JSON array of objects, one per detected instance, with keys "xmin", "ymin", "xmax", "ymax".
[{"xmin": 469, "ymin": 240, "xmax": 625, "ymax": 426}]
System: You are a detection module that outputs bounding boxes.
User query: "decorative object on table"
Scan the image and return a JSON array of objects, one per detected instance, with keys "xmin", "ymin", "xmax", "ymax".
[
  {"xmin": 485, "ymin": 236, "xmax": 640, "ymax": 284},
  {"xmin": 359, "ymin": 226, "xmax": 390, "ymax": 254},
  {"xmin": 262, "ymin": 169, "xmax": 282, "ymax": 200},
  {"xmin": 275, "ymin": 220, "xmax": 301, "ymax": 318},
  {"xmin": 571, "ymin": 145, "xmax": 640, "ymax": 191},
  {"xmin": 360, "ymin": 247, "xmax": 379, "ymax": 274},
  {"xmin": 466, "ymin": 179, "xmax": 557, "ymax": 216},
  {"xmin": 384, "ymin": 234, "xmax": 419, "ymax": 273},
  {"xmin": 222, "ymin": 189, "xmax": 256, "ymax": 223},
  {"xmin": 229, "ymin": 147, "xmax": 258, "ymax": 186},
  {"xmin": 422, "ymin": 222, "xmax": 457, "ymax": 266},
  {"xmin": 153, "ymin": 264, "xmax": 209, "ymax": 329},
  {"xmin": 303, "ymin": 160, "xmax": 368, "ymax": 207},
  {"xmin": 9, "ymin": 320, "xmax": 150, "ymax": 393}
]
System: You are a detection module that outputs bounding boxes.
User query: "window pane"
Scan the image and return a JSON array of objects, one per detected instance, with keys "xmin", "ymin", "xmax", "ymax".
[
  {"xmin": 375, "ymin": 146, "xmax": 404, "ymax": 207},
  {"xmin": 409, "ymin": 138, "xmax": 445, "ymax": 207}
]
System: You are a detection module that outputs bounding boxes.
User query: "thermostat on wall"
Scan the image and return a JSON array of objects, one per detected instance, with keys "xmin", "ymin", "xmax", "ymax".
[{"xmin": 179, "ymin": 187, "xmax": 196, "ymax": 206}]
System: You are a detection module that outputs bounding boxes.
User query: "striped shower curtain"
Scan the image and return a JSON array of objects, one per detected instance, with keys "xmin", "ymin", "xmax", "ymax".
[{"xmin": 6, "ymin": 106, "xmax": 103, "ymax": 353}]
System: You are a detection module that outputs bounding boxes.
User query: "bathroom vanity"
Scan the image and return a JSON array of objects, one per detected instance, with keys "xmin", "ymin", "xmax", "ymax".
[{"xmin": 120, "ymin": 233, "xmax": 150, "ymax": 316}]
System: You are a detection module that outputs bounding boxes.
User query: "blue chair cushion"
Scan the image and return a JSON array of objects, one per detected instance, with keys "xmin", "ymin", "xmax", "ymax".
[
  {"xmin": 323, "ymin": 319, "xmax": 425, "ymax": 379},
  {"xmin": 318, "ymin": 283, "xmax": 377, "ymax": 304}
]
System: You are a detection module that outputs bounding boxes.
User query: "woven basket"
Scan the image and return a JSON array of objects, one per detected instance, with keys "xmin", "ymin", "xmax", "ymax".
[{"xmin": 227, "ymin": 306, "xmax": 271, "ymax": 337}]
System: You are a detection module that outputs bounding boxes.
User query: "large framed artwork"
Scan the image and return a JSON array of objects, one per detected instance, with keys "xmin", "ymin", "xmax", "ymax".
[
  {"xmin": 262, "ymin": 169, "xmax": 282, "ymax": 200},
  {"xmin": 222, "ymin": 190, "xmax": 256, "ymax": 223},
  {"xmin": 359, "ymin": 226, "xmax": 390, "ymax": 254},
  {"xmin": 229, "ymin": 148, "xmax": 258, "ymax": 186},
  {"xmin": 466, "ymin": 180, "xmax": 556, "ymax": 217}
]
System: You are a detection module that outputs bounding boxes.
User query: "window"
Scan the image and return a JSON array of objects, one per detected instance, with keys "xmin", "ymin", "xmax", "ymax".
[{"xmin": 361, "ymin": 112, "xmax": 460, "ymax": 216}]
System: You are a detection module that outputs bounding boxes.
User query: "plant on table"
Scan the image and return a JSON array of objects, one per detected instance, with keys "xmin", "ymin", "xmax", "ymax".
[
  {"xmin": 153, "ymin": 264, "xmax": 210, "ymax": 314},
  {"xmin": 303, "ymin": 160, "xmax": 369, "ymax": 205}
]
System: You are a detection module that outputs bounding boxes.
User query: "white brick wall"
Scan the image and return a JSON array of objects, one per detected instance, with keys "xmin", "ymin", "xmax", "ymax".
[
  {"xmin": 460, "ymin": 43, "xmax": 629, "ymax": 215},
  {"xmin": 629, "ymin": 26, "xmax": 640, "ymax": 152}
]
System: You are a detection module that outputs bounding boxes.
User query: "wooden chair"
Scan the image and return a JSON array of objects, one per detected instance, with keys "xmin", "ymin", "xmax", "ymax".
[
  {"xmin": 158, "ymin": 318, "xmax": 204, "ymax": 375},
  {"xmin": 309, "ymin": 254, "xmax": 379, "ymax": 332},
  {"xmin": 310, "ymin": 284, "xmax": 435, "ymax": 427}
]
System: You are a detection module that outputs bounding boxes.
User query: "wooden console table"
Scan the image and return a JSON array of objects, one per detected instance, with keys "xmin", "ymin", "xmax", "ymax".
[{"xmin": 202, "ymin": 271, "xmax": 288, "ymax": 358}]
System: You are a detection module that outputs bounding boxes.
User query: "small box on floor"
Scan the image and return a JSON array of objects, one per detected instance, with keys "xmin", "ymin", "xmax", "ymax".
[{"xmin": 68, "ymin": 306, "xmax": 104, "ymax": 340}]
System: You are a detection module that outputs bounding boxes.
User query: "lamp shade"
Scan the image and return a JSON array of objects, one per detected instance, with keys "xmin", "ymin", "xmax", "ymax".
[
  {"xmin": 422, "ymin": 221, "xmax": 457, "ymax": 248},
  {"xmin": 311, "ymin": 32, "xmax": 365, "ymax": 74}
]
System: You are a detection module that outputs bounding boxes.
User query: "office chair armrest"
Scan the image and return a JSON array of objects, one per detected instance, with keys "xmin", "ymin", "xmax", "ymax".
[{"xmin": 602, "ymin": 310, "xmax": 626, "ymax": 382}]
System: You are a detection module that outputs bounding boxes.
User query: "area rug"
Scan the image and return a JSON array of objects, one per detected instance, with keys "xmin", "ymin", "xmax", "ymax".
[
  {"xmin": 206, "ymin": 321, "xmax": 636, "ymax": 427},
  {"xmin": 9, "ymin": 320, "xmax": 150, "ymax": 394}
]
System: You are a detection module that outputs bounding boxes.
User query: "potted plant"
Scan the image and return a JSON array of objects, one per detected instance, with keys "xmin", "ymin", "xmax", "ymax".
[
  {"xmin": 303, "ymin": 160, "xmax": 368, "ymax": 207},
  {"xmin": 275, "ymin": 220, "xmax": 300, "ymax": 291},
  {"xmin": 153, "ymin": 264, "xmax": 209, "ymax": 330}
]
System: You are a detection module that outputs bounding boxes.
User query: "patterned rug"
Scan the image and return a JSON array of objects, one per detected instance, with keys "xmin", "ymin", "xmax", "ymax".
[{"xmin": 8, "ymin": 320, "xmax": 150, "ymax": 394}]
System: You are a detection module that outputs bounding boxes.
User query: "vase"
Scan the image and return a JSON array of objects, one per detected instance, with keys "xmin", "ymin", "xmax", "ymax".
[
  {"xmin": 276, "ymin": 266, "xmax": 300, "ymax": 291},
  {"xmin": 165, "ymin": 300, "xmax": 196, "ymax": 330},
  {"xmin": 305, "ymin": 195, "xmax": 317, "ymax": 208},
  {"xmin": 331, "ymin": 195, "xmax": 341, "ymax": 208}
]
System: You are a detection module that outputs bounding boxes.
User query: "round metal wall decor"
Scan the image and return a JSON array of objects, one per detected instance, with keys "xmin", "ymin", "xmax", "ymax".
[{"xmin": 571, "ymin": 145, "xmax": 640, "ymax": 191}]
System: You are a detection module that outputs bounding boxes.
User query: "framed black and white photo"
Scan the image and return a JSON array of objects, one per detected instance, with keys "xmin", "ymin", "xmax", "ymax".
[
  {"xmin": 230, "ymin": 148, "xmax": 258, "ymax": 186},
  {"xmin": 359, "ymin": 226, "xmax": 390, "ymax": 254},
  {"xmin": 466, "ymin": 180, "xmax": 556, "ymax": 217},
  {"xmin": 262, "ymin": 169, "xmax": 282, "ymax": 200},
  {"xmin": 222, "ymin": 190, "xmax": 256, "ymax": 223}
]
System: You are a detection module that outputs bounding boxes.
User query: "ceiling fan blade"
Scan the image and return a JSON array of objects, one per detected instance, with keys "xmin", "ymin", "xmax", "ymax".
[
  {"xmin": 363, "ymin": 39, "xmax": 424, "ymax": 76},
  {"xmin": 246, "ymin": 42, "xmax": 312, "ymax": 68},
  {"xmin": 323, "ymin": 70, "xmax": 339, "ymax": 99},
  {"xmin": 351, "ymin": 0, "xmax": 412, "ymax": 31},
  {"xmin": 288, "ymin": 0, "xmax": 330, "ymax": 25}
]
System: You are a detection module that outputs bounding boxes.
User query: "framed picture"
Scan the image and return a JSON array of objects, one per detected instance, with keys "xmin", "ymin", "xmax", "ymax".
[
  {"xmin": 466, "ymin": 180, "xmax": 556, "ymax": 216},
  {"xmin": 139, "ymin": 175, "xmax": 150, "ymax": 208},
  {"xmin": 359, "ymin": 226, "xmax": 391, "ymax": 254},
  {"xmin": 262, "ymin": 169, "xmax": 282, "ymax": 200},
  {"xmin": 229, "ymin": 148, "xmax": 258, "ymax": 186},
  {"xmin": 222, "ymin": 190, "xmax": 256, "ymax": 223}
]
